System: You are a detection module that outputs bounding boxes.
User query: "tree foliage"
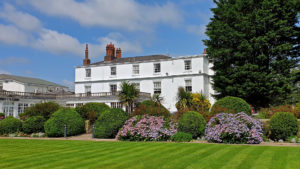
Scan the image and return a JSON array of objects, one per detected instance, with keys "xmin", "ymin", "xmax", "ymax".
[
  {"xmin": 118, "ymin": 81, "xmax": 140, "ymax": 114},
  {"xmin": 204, "ymin": 0, "xmax": 300, "ymax": 108}
]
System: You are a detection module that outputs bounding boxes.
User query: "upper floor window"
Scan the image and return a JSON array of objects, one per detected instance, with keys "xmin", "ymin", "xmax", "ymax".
[
  {"xmin": 132, "ymin": 65, "xmax": 139, "ymax": 75},
  {"xmin": 184, "ymin": 60, "xmax": 192, "ymax": 70},
  {"xmin": 153, "ymin": 81, "xmax": 161, "ymax": 94},
  {"xmin": 111, "ymin": 66, "xmax": 116, "ymax": 76},
  {"xmin": 185, "ymin": 80, "xmax": 192, "ymax": 92},
  {"xmin": 154, "ymin": 63, "xmax": 161, "ymax": 73},
  {"xmin": 86, "ymin": 68, "xmax": 91, "ymax": 77}
]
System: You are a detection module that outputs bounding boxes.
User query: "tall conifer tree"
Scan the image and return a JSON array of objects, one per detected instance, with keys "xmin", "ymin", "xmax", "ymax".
[{"xmin": 204, "ymin": 0, "xmax": 300, "ymax": 108}]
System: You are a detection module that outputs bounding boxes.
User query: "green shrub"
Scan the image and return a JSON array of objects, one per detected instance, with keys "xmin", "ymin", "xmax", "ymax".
[
  {"xmin": 0, "ymin": 117, "xmax": 22, "ymax": 134},
  {"xmin": 269, "ymin": 112, "xmax": 298, "ymax": 140},
  {"xmin": 171, "ymin": 132, "xmax": 193, "ymax": 142},
  {"xmin": 94, "ymin": 108, "xmax": 128, "ymax": 138},
  {"xmin": 133, "ymin": 100, "xmax": 171, "ymax": 118},
  {"xmin": 22, "ymin": 116, "xmax": 45, "ymax": 134},
  {"xmin": 210, "ymin": 96, "xmax": 251, "ymax": 115},
  {"xmin": 75, "ymin": 103, "xmax": 110, "ymax": 123},
  {"xmin": 178, "ymin": 111, "xmax": 206, "ymax": 139},
  {"xmin": 23, "ymin": 102, "xmax": 60, "ymax": 119},
  {"xmin": 44, "ymin": 108, "xmax": 85, "ymax": 137}
]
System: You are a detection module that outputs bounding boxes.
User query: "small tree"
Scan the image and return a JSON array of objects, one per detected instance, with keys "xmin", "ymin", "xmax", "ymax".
[
  {"xmin": 23, "ymin": 102, "xmax": 60, "ymax": 120},
  {"xmin": 118, "ymin": 81, "xmax": 139, "ymax": 114}
]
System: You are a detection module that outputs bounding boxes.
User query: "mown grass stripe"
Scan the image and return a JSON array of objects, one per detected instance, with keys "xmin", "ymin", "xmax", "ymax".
[
  {"xmin": 270, "ymin": 147, "xmax": 288, "ymax": 169},
  {"xmin": 19, "ymin": 141, "xmax": 141, "ymax": 169},
  {"xmin": 285, "ymin": 147, "xmax": 300, "ymax": 169},
  {"xmin": 247, "ymin": 146, "xmax": 273, "ymax": 169},
  {"xmin": 236, "ymin": 146, "xmax": 267, "ymax": 169}
]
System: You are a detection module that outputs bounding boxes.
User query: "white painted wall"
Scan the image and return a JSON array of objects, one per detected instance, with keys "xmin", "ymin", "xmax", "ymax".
[
  {"xmin": 75, "ymin": 55, "xmax": 215, "ymax": 112},
  {"xmin": 3, "ymin": 81, "xmax": 25, "ymax": 92}
]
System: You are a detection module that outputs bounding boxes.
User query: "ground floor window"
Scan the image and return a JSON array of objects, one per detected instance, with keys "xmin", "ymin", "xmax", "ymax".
[
  {"xmin": 185, "ymin": 80, "xmax": 192, "ymax": 92},
  {"xmin": 3, "ymin": 99, "xmax": 14, "ymax": 117},
  {"xmin": 66, "ymin": 103, "xmax": 75, "ymax": 108},
  {"xmin": 111, "ymin": 102, "xmax": 123, "ymax": 109},
  {"xmin": 110, "ymin": 84, "xmax": 117, "ymax": 94},
  {"xmin": 18, "ymin": 103, "xmax": 28, "ymax": 115},
  {"xmin": 154, "ymin": 82, "xmax": 161, "ymax": 94}
]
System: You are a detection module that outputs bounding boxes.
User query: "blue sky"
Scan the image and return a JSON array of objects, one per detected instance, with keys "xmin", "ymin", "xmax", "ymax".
[{"xmin": 0, "ymin": 0, "xmax": 215, "ymax": 90}]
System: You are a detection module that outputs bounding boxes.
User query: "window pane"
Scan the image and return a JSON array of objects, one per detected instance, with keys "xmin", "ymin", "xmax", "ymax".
[
  {"xmin": 86, "ymin": 69, "xmax": 91, "ymax": 77},
  {"xmin": 110, "ymin": 85, "xmax": 117, "ymax": 93},
  {"xmin": 154, "ymin": 82, "xmax": 161, "ymax": 94},
  {"xmin": 184, "ymin": 60, "xmax": 191, "ymax": 70},
  {"xmin": 111, "ymin": 67, "xmax": 116, "ymax": 75},
  {"xmin": 154, "ymin": 63, "xmax": 160, "ymax": 73},
  {"xmin": 185, "ymin": 80, "xmax": 192, "ymax": 92},
  {"xmin": 133, "ymin": 65, "xmax": 139, "ymax": 75}
]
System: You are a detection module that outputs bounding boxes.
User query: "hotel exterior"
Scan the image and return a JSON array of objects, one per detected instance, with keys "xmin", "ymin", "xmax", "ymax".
[{"xmin": 74, "ymin": 43, "xmax": 215, "ymax": 112}]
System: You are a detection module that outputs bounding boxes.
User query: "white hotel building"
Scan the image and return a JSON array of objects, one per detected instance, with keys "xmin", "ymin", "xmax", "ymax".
[{"xmin": 74, "ymin": 43, "xmax": 215, "ymax": 112}]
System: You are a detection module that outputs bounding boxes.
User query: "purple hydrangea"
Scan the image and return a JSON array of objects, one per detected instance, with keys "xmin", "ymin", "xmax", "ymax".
[
  {"xmin": 205, "ymin": 112, "xmax": 263, "ymax": 144},
  {"xmin": 116, "ymin": 115, "xmax": 177, "ymax": 141}
]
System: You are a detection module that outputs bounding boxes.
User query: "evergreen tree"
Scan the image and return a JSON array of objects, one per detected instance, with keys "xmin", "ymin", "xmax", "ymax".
[{"xmin": 204, "ymin": 0, "xmax": 300, "ymax": 108}]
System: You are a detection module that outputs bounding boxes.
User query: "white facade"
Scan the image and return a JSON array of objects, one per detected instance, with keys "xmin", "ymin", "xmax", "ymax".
[{"xmin": 75, "ymin": 54, "xmax": 215, "ymax": 112}]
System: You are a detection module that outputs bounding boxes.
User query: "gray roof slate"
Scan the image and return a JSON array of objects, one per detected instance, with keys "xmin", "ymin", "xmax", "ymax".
[
  {"xmin": 0, "ymin": 74, "xmax": 66, "ymax": 88},
  {"xmin": 91, "ymin": 55, "xmax": 171, "ymax": 65}
]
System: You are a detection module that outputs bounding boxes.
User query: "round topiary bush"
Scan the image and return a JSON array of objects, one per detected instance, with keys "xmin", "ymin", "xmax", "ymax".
[
  {"xmin": 178, "ymin": 111, "xmax": 206, "ymax": 139},
  {"xmin": 94, "ymin": 108, "xmax": 129, "ymax": 138},
  {"xmin": 171, "ymin": 132, "xmax": 193, "ymax": 142},
  {"xmin": 0, "ymin": 116, "xmax": 22, "ymax": 134},
  {"xmin": 117, "ymin": 115, "xmax": 177, "ymax": 141},
  {"xmin": 132, "ymin": 100, "xmax": 171, "ymax": 118},
  {"xmin": 210, "ymin": 96, "xmax": 251, "ymax": 115},
  {"xmin": 75, "ymin": 102, "xmax": 110, "ymax": 123},
  {"xmin": 269, "ymin": 112, "xmax": 298, "ymax": 141},
  {"xmin": 205, "ymin": 112, "xmax": 263, "ymax": 144},
  {"xmin": 22, "ymin": 116, "xmax": 45, "ymax": 134},
  {"xmin": 44, "ymin": 108, "xmax": 85, "ymax": 137}
]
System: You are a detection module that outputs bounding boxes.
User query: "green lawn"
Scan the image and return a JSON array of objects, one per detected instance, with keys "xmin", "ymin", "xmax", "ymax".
[{"xmin": 0, "ymin": 139, "xmax": 300, "ymax": 169}]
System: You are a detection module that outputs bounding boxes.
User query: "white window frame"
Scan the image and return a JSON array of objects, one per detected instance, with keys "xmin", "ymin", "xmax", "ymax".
[
  {"xmin": 132, "ymin": 82, "xmax": 140, "ymax": 91},
  {"xmin": 110, "ymin": 84, "xmax": 117, "ymax": 93},
  {"xmin": 154, "ymin": 63, "xmax": 161, "ymax": 73},
  {"xmin": 111, "ymin": 66, "xmax": 116, "ymax": 76},
  {"xmin": 184, "ymin": 60, "xmax": 192, "ymax": 70},
  {"xmin": 185, "ymin": 79, "xmax": 192, "ymax": 92},
  {"xmin": 85, "ymin": 85, "xmax": 91, "ymax": 95},
  {"xmin": 132, "ymin": 65, "xmax": 139, "ymax": 75},
  {"xmin": 85, "ymin": 68, "xmax": 91, "ymax": 77},
  {"xmin": 153, "ymin": 81, "xmax": 161, "ymax": 94}
]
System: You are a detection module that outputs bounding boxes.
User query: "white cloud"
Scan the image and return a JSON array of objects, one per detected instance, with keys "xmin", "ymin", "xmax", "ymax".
[
  {"xmin": 186, "ymin": 25, "xmax": 207, "ymax": 36},
  {"xmin": 0, "ymin": 70, "xmax": 11, "ymax": 74},
  {"xmin": 62, "ymin": 79, "xmax": 74, "ymax": 90},
  {"xmin": 27, "ymin": 0, "xmax": 183, "ymax": 31},
  {"xmin": 0, "ymin": 3, "xmax": 42, "ymax": 32},
  {"xmin": 0, "ymin": 24, "xmax": 29, "ymax": 46},
  {"xmin": 0, "ymin": 4, "xmax": 142, "ymax": 58},
  {"xmin": 0, "ymin": 57, "xmax": 29, "ymax": 66}
]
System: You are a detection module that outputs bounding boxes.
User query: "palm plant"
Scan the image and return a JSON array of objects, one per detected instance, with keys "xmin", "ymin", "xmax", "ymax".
[
  {"xmin": 151, "ymin": 93, "xmax": 163, "ymax": 105},
  {"xmin": 175, "ymin": 87, "xmax": 192, "ymax": 111},
  {"xmin": 118, "ymin": 81, "xmax": 140, "ymax": 114}
]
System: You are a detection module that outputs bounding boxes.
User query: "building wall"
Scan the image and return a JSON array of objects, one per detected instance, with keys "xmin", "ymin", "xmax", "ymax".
[
  {"xmin": 3, "ymin": 81, "xmax": 25, "ymax": 92},
  {"xmin": 75, "ymin": 55, "xmax": 215, "ymax": 112}
]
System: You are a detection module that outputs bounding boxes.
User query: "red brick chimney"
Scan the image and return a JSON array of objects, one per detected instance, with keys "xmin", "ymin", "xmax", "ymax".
[
  {"xmin": 83, "ymin": 44, "xmax": 90, "ymax": 65},
  {"xmin": 104, "ymin": 43, "xmax": 115, "ymax": 61},
  {"xmin": 116, "ymin": 48, "xmax": 122, "ymax": 59},
  {"xmin": 203, "ymin": 49, "xmax": 207, "ymax": 54}
]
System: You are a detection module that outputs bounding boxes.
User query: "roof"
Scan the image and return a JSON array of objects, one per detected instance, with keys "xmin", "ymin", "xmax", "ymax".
[
  {"xmin": 0, "ymin": 74, "xmax": 66, "ymax": 88},
  {"xmin": 91, "ymin": 55, "xmax": 171, "ymax": 65}
]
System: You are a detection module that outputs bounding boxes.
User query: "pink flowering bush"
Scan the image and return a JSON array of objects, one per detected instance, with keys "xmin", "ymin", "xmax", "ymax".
[
  {"xmin": 205, "ymin": 112, "xmax": 263, "ymax": 144},
  {"xmin": 116, "ymin": 115, "xmax": 177, "ymax": 141}
]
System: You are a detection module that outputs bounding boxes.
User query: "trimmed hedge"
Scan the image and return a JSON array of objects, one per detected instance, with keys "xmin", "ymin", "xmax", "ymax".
[
  {"xmin": 23, "ymin": 102, "xmax": 60, "ymax": 120},
  {"xmin": 44, "ymin": 108, "xmax": 85, "ymax": 137},
  {"xmin": 133, "ymin": 100, "xmax": 171, "ymax": 118},
  {"xmin": 22, "ymin": 116, "xmax": 45, "ymax": 134},
  {"xmin": 178, "ymin": 111, "xmax": 206, "ymax": 139},
  {"xmin": 210, "ymin": 96, "xmax": 251, "ymax": 115},
  {"xmin": 75, "ymin": 103, "xmax": 110, "ymax": 123},
  {"xmin": 171, "ymin": 132, "xmax": 193, "ymax": 142},
  {"xmin": 0, "ymin": 117, "xmax": 22, "ymax": 134},
  {"xmin": 269, "ymin": 112, "xmax": 298, "ymax": 140},
  {"xmin": 94, "ymin": 108, "xmax": 128, "ymax": 138}
]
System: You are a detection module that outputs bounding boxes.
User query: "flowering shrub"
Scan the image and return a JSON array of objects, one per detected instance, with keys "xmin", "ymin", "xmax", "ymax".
[
  {"xmin": 117, "ymin": 115, "xmax": 177, "ymax": 141},
  {"xmin": 205, "ymin": 112, "xmax": 263, "ymax": 144}
]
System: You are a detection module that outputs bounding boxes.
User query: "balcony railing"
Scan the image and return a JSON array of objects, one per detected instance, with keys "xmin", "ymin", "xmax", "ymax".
[{"xmin": 0, "ymin": 90, "xmax": 151, "ymax": 100}]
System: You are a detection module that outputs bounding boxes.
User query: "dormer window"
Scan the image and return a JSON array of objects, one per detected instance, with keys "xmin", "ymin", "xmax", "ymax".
[{"xmin": 86, "ymin": 68, "xmax": 91, "ymax": 77}]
